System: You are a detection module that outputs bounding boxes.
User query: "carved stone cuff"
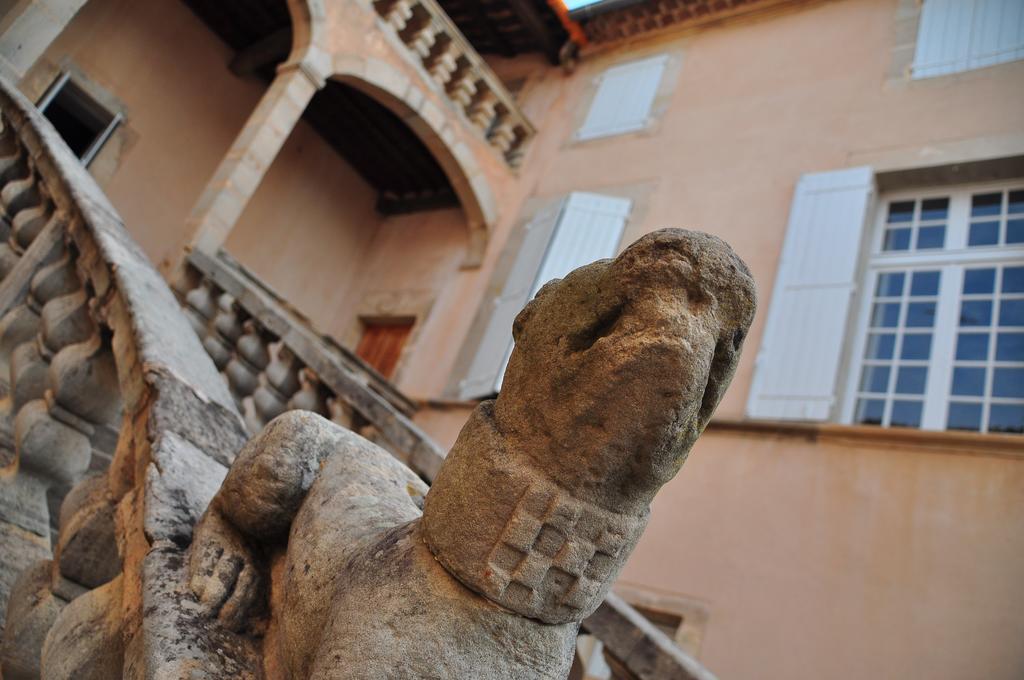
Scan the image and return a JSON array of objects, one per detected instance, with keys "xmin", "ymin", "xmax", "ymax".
[{"xmin": 422, "ymin": 404, "xmax": 648, "ymax": 625}]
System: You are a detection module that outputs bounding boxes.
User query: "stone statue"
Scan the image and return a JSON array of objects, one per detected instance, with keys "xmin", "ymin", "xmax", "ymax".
[{"xmin": 187, "ymin": 228, "xmax": 756, "ymax": 678}]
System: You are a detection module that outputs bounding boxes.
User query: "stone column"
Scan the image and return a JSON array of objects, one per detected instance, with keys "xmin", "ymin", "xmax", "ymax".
[
  {"xmin": 0, "ymin": 0, "xmax": 88, "ymax": 83},
  {"xmin": 184, "ymin": 60, "xmax": 324, "ymax": 256}
]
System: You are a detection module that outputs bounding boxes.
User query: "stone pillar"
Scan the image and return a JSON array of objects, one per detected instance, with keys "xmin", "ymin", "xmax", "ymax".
[
  {"xmin": 0, "ymin": 0, "xmax": 89, "ymax": 83},
  {"xmin": 184, "ymin": 61, "xmax": 324, "ymax": 256}
]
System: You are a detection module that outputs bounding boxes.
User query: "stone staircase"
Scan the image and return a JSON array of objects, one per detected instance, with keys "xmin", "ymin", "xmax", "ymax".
[{"xmin": 0, "ymin": 75, "xmax": 714, "ymax": 680}]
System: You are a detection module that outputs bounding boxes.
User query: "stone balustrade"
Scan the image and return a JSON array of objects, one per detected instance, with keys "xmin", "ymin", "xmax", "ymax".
[
  {"xmin": 0, "ymin": 75, "xmax": 713, "ymax": 680},
  {"xmin": 372, "ymin": 0, "xmax": 535, "ymax": 167},
  {"xmin": 175, "ymin": 248, "xmax": 446, "ymax": 482}
]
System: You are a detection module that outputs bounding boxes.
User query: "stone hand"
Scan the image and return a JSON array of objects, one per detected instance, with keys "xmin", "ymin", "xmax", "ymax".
[{"xmin": 187, "ymin": 507, "xmax": 262, "ymax": 632}]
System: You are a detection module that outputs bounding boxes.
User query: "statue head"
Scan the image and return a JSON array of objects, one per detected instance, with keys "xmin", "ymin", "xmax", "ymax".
[{"xmin": 423, "ymin": 229, "xmax": 756, "ymax": 623}]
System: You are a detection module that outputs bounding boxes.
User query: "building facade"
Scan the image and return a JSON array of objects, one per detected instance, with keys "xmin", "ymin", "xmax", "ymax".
[{"xmin": 2, "ymin": 0, "xmax": 1022, "ymax": 678}]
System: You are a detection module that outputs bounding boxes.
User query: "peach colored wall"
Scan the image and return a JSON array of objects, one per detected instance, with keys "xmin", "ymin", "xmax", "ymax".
[
  {"xmin": 26, "ymin": 0, "xmax": 265, "ymax": 272},
  {"xmin": 619, "ymin": 431, "xmax": 1024, "ymax": 679},
  {"xmin": 450, "ymin": 0, "xmax": 1024, "ymax": 418},
  {"xmin": 223, "ymin": 117, "xmax": 381, "ymax": 340}
]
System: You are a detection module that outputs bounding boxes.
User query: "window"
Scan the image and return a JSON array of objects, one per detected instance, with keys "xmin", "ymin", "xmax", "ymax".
[
  {"xmin": 576, "ymin": 55, "xmax": 667, "ymax": 141},
  {"xmin": 845, "ymin": 184, "xmax": 1024, "ymax": 434},
  {"xmin": 458, "ymin": 192, "xmax": 631, "ymax": 399},
  {"xmin": 913, "ymin": 0, "xmax": 1024, "ymax": 79},
  {"xmin": 37, "ymin": 73, "xmax": 121, "ymax": 166}
]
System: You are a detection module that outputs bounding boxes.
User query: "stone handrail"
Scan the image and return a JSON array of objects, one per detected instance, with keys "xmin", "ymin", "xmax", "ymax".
[
  {"xmin": 176, "ymin": 247, "xmax": 446, "ymax": 482},
  {"xmin": 0, "ymin": 75, "xmax": 713, "ymax": 680},
  {"xmin": 373, "ymin": 0, "xmax": 536, "ymax": 167},
  {"xmin": 0, "ymin": 74, "xmax": 255, "ymax": 677}
]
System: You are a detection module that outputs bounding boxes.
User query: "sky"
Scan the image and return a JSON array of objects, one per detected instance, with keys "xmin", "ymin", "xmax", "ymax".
[{"xmin": 564, "ymin": 0, "xmax": 603, "ymax": 9}]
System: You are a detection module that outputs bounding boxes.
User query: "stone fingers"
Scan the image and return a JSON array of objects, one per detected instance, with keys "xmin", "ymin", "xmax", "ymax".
[{"xmin": 218, "ymin": 558, "xmax": 260, "ymax": 632}]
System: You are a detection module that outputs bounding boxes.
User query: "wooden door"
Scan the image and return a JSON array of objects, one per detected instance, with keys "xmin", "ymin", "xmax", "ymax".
[{"xmin": 356, "ymin": 320, "xmax": 414, "ymax": 379}]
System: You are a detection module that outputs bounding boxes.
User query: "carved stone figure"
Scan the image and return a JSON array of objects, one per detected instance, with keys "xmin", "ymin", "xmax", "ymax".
[{"xmin": 187, "ymin": 228, "xmax": 756, "ymax": 678}]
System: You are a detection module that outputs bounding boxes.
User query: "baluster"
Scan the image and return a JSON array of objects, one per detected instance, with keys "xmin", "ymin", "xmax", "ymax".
[
  {"xmin": 488, "ymin": 109, "xmax": 517, "ymax": 154},
  {"xmin": 400, "ymin": 7, "xmax": 437, "ymax": 58},
  {"xmin": 374, "ymin": 0, "xmax": 414, "ymax": 30},
  {"xmin": 0, "ymin": 169, "xmax": 41, "ymax": 224},
  {"xmin": 224, "ymin": 319, "xmax": 270, "ymax": 412},
  {"xmin": 504, "ymin": 125, "xmax": 530, "ymax": 167},
  {"xmin": 182, "ymin": 279, "xmax": 218, "ymax": 338},
  {"xmin": 446, "ymin": 57, "xmax": 478, "ymax": 108},
  {"xmin": 252, "ymin": 344, "xmax": 302, "ymax": 426},
  {"xmin": 425, "ymin": 36, "xmax": 458, "ymax": 86},
  {"xmin": 288, "ymin": 368, "xmax": 329, "ymax": 416},
  {"xmin": 0, "ymin": 200, "xmax": 53, "ymax": 279},
  {"xmin": 10, "ymin": 278, "xmax": 92, "ymax": 413},
  {"xmin": 468, "ymin": 87, "xmax": 499, "ymax": 131},
  {"xmin": 0, "ymin": 248, "xmax": 76, "ymax": 378},
  {"xmin": 203, "ymin": 293, "xmax": 243, "ymax": 370}
]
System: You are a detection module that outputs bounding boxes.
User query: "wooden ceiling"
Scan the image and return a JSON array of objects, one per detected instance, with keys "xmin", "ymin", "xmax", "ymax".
[{"xmin": 436, "ymin": 0, "xmax": 568, "ymax": 64}]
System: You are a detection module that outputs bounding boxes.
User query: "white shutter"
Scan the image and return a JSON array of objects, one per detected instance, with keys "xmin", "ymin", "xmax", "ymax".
[
  {"xmin": 458, "ymin": 200, "xmax": 565, "ymax": 399},
  {"xmin": 578, "ymin": 55, "xmax": 667, "ymax": 141},
  {"xmin": 913, "ymin": 0, "xmax": 1024, "ymax": 78},
  {"xmin": 746, "ymin": 167, "xmax": 875, "ymax": 421},
  {"xmin": 459, "ymin": 192, "xmax": 632, "ymax": 399}
]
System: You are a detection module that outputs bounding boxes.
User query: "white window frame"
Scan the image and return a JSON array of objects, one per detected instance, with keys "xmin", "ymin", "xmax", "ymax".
[
  {"xmin": 840, "ymin": 179, "xmax": 1024, "ymax": 432},
  {"xmin": 37, "ymin": 72, "xmax": 122, "ymax": 167}
]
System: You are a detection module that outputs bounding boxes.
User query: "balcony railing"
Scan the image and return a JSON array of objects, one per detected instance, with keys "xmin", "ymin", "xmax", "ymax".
[
  {"xmin": 373, "ymin": 0, "xmax": 535, "ymax": 167},
  {"xmin": 175, "ymin": 248, "xmax": 446, "ymax": 481}
]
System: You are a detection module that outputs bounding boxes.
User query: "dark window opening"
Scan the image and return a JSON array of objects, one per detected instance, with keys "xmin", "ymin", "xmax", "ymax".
[{"xmin": 38, "ymin": 75, "xmax": 120, "ymax": 166}]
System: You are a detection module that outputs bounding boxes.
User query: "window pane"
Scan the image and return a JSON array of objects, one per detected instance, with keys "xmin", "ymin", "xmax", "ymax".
[
  {"xmin": 910, "ymin": 271, "xmax": 940, "ymax": 296},
  {"xmin": 992, "ymin": 368, "xmax": 1024, "ymax": 398},
  {"xmin": 876, "ymin": 272, "xmax": 905, "ymax": 297},
  {"xmin": 872, "ymin": 302, "xmax": 901, "ymax": 327},
  {"xmin": 1008, "ymin": 190, "xmax": 1024, "ymax": 214},
  {"xmin": 920, "ymin": 197, "xmax": 948, "ymax": 220},
  {"xmin": 890, "ymin": 400, "xmax": 922, "ymax": 428},
  {"xmin": 887, "ymin": 201, "xmax": 914, "ymax": 223},
  {"xmin": 948, "ymin": 402, "xmax": 983, "ymax": 431},
  {"xmin": 859, "ymin": 365, "xmax": 891, "ymax": 393},
  {"xmin": 906, "ymin": 302, "xmax": 936, "ymax": 327},
  {"xmin": 956, "ymin": 333, "xmax": 989, "ymax": 360},
  {"xmin": 963, "ymin": 268, "xmax": 995, "ymax": 294},
  {"xmin": 1008, "ymin": 219, "xmax": 1024, "ymax": 244},
  {"xmin": 1002, "ymin": 266, "xmax": 1024, "ymax": 294},
  {"xmin": 1000, "ymin": 300, "xmax": 1024, "ymax": 327},
  {"xmin": 968, "ymin": 221, "xmax": 999, "ymax": 246},
  {"xmin": 951, "ymin": 367, "xmax": 985, "ymax": 396},
  {"xmin": 883, "ymin": 228, "xmax": 912, "ymax": 251},
  {"xmin": 989, "ymin": 404, "xmax": 1024, "ymax": 434},
  {"xmin": 995, "ymin": 333, "xmax": 1024, "ymax": 362},
  {"xmin": 895, "ymin": 366, "xmax": 927, "ymax": 394},
  {"xmin": 915, "ymin": 226, "xmax": 944, "ymax": 249},
  {"xmin": 855, "ymin": 399, "xmax": 885, "ymax": 425},
  {"xmin": 865, "ymin": 333, "xmax": 896, "ymax": 360},
  {"xmin": 971, "ymin": 192, "xmax": 1002, "ymax": 217},
  {"xmin": 900, "ymin": 333, "xmax": 932, "ymax": 360},
  {"xmin": 960, "ymin": 300, "xmax": 992, "ymax": 327}
]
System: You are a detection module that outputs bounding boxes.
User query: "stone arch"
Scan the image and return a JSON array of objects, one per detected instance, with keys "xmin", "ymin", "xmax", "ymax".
[
  {"xmin": 285, "ymin": 0, "xmax": 330, "ymax": 86},
  {"xmin": 331, "ymin": 56, "xmax": 497, "ymax": 265}
]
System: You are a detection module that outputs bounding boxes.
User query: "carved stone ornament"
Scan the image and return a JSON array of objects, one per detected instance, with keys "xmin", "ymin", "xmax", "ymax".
[{"xmin": 186, "ymin": 228, "xmax": 756, "ymax": 678}]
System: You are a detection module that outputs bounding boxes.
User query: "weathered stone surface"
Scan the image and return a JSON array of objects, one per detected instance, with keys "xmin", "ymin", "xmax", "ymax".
[
  {"xmin": 40, "ymin": 575, "xmax": 124, "ymax": 680},
  {"xmin": 144, "ymin": 431, "xmax": 227, "ymax": 546},
  {"xmin": 424, "ymin": 229, "xmax": 756, "ymax": 623},
  {"xmin": 53, "ymin": 474, "xmax": 120, "ymax": 589},
  {"xmin": 0, "ymin": 560, "xmax": 66, "ymax": 679},
  {"xmin": 182, "ymin": 230, "xmax": 754, "ymax": 677},
  {"xmin": 135, "ymin": 545, "xmax": 261, "ymax": 680}
]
